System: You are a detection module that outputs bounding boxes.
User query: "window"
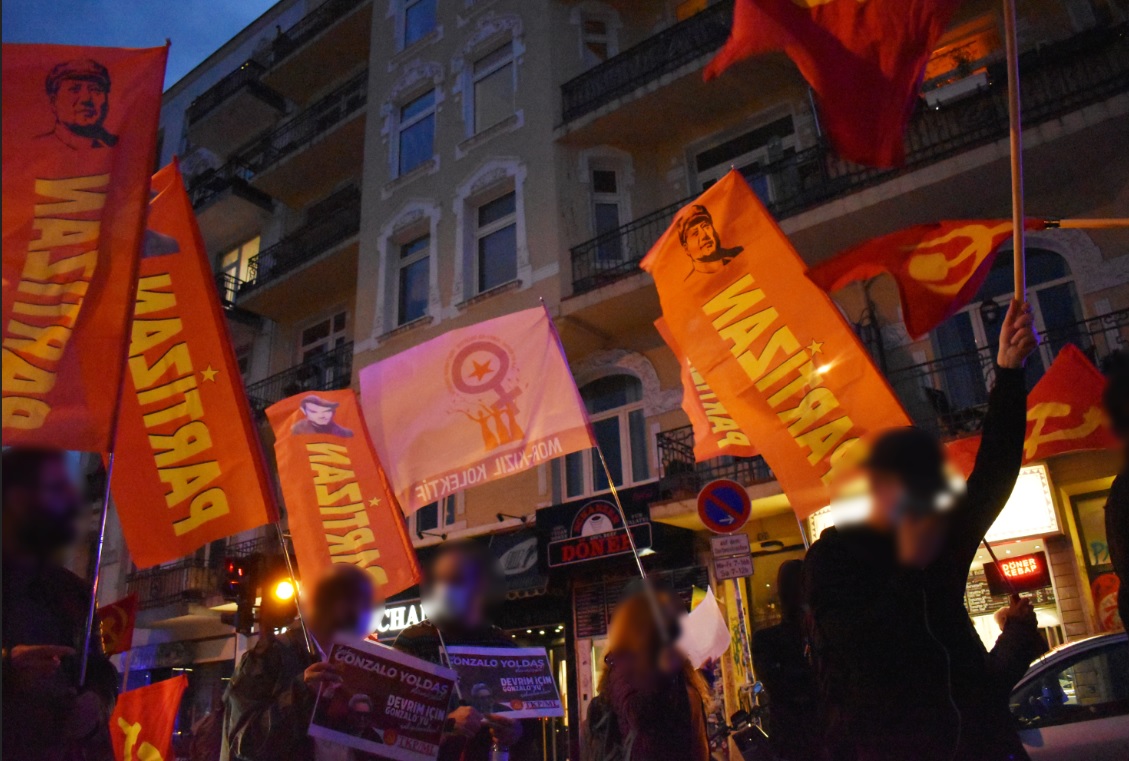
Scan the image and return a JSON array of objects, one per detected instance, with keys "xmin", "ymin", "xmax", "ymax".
[
  {"xmin": 398, "ymin": 89, "xmax": 436, "ymax": 176},
  {"xmin": 412, "ymin": 495, "xmax": 458, "ymax": 538},
  {"xmin": 403, "ymin": 0, "xmax": 437, "ymax": 48},
  {"xmin": 580, "ymin": 18, "xmax": 613, "ymax": 67},
  {"xmin": 591, "ymin": 168, "xmax": 624, "ymax": 263},
  {"xmin": 475, "ymin": 191, "xmax": 517, "ymax": 292},
  {"xmin": 300, "ymin": 311, "xmax": 348, "ymax": 362},
  {"xmin": 397, "ymin": 234, "xmax": 430, "ymax": 324},
  {"xmin": 1011, "ymin": 641, "xmax": 1129, "ymax": 729},
  {"xmin": 218, "ymin": 236, "xmax": 260, "ymax": 298},
  {"xmin": 562, "ymin": 374, "xmax": 651, "ymax": 499},
  {"xmin": 694, "ymin": 116, "xmax": 797, "ymax": 202},
  {"xmin": 472, "ymin": 42, "xmax": 515, "ymax": 134}
]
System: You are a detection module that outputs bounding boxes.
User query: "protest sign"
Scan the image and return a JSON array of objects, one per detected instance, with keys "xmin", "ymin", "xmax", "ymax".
[
  {"xmin": 445, "ymin": 646, "xmax": 564, "ymax": 719},
  {"xmin": 310, "ymin": 638, "xmax": 456, "ymax": 761}
]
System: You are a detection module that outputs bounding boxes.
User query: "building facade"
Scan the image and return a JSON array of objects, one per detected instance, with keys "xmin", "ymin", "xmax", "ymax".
[{"xmin": 81, "ymin": 0, "xmax": 1128, "ymax": 757}]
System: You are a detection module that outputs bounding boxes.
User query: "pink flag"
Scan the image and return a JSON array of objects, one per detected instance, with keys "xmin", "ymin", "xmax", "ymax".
[{"xmin": 359, "ymin": 306, "xmax": 594, "ymax": 513}]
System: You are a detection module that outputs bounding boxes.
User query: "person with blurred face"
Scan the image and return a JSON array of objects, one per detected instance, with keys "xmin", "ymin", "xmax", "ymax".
[
  {"xmin": 585, "ymin": 588, "xmax": 711, "ymax": 761},
  {"xmin": 1101, "ymin": 350, "xmax": 1129, "ymax": 630},
  {"xmin": 804, "ymin": 300, "xmax": 1042, "ymax": 761},
  {"xmin": 222, "ymin": 563, "xmax": 380, "ymax": 761},
  {"xmin": 393, "ymin": 541, "xmax": 530, "ymax": 761},
  {"xmin": 2, "ymin": 447, "xmax": 118, "ymax": 761},
  {"xmin": 37, "ymin": 59, "xmax": 119, "ymax": 150}
]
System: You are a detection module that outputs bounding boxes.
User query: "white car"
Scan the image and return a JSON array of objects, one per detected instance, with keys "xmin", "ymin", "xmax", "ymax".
[{"xmin": 1010, "ymin": 632, "xmax": 1129, "ymax": 760}]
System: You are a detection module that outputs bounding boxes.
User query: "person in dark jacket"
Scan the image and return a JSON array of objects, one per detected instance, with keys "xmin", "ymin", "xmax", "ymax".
[
  {"xmin": 393, "ymin": 541, "xmax": 531, "ymax": 761},
  {"xmin": 222, "ymin": 563, "xmax": 380, "ymax": 761},
  {"xmin": 752, "ymin": 560, "xmax": 819, "ymax": 761},
  {"xmin": 584, "ymin": 589, "xmax": 711, "ymax": 761},
  {"xmin": 804, "ymin": 299, "xmax": 1042, "ymax": 761},
  {"xmin": 1102, "ymin": 350, "xmax": 1129, "ymax": 630},
  {"xmin": 2, "ymin": 448, "xmax": 118, "ymax": 761}
]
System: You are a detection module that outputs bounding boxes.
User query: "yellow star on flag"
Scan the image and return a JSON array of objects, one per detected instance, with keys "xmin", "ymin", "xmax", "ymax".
[
  {"xmin": 807, "ymin": 340, "xmax": 824, "ymax": 356},
  {"xmin": 201, "ymin": 365, "xmax": 219, "ymax": 382},
  {"xmin": 368, "ymin": 497, "xmax": 381, "ymax": 507}
]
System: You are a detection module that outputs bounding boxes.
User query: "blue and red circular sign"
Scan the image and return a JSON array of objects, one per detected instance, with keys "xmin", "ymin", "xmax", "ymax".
[{"xmin": 697, "ymin": 479, "xmax": 751, "ymax": 534}]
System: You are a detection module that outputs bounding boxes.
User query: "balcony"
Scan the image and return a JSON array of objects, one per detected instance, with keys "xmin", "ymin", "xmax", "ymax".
[
  {"xmin": 657, "ymin": 424, "xmax": 774, "ymax": 501},
  {"xmin": 236, "ymin": 69, "xmax": 368, "ymax": 208},
  {"xmin": 561, "ymin": 0, "xmax": 733, "ymax": 124},
  {"xmin": 889, "ymin": 308, "xmax": 1128, "ymax": 439},
  {"xmin": 186, "ymin": 162, "xmax": 273, "ymax": 252},
  {"xmin": 185, "ymin": 60, "xmax": 286, "ymax": 157},
  {"xmin": 261, "ymin": 0, "xmax": 373, "ymax": 104},
  {"xmin": 245, "ymin": 341, "xmax": 353, "ymax": 415},
  {"xmin": 127, "ymin": 558, "xmax": 220, "ymax": 614},
  {"xmin": 569, "ymin": 24, "xmax": 1129, "ymax": 294}
]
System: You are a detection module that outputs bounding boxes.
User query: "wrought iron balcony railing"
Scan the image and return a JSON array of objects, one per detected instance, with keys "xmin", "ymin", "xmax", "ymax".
[
  {"xmin": 187, "ymin": 60, "xmax": 284, "ymax": 125},
  {"xmin": 888, "ymin": 308, "xmax": 1128, "ymax": 438},
  {"xmin": 244, "ymin": 186, "xmax": 360, "ymax": 290},
  {"xmin": 186, "ymin": 160, "xmax": 269, "ymax": 211},
  {"xmin": 657, "ymin": 424, "xmax": 774, "ymax": 499},
  {"xmin": 265, "ymin": 0, "xmax": 367, "ymax": 68},
  {"xmin": 570, "ymin": 24, "xmax": 1129, "ymax": 294},
  {"xmin": 561, "ymin": 0, "xmax": 734, "ymax": 123},
  {"xmin": 244, "ymin": 341, "xmax": 353, "ymax": 415},
  {"xmin": 126, "ymin": 559, "xmax": 220, "ymax": 611},
  {"xmin": 233, "ymin": 69, "xmax": 368, "ymax": 177}
]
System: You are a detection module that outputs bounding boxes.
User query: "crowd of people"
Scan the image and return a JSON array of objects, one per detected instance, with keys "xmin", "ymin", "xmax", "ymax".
[{"xmin": 3, "ymin": 301, "xmax": 1127, "ymax": 761}]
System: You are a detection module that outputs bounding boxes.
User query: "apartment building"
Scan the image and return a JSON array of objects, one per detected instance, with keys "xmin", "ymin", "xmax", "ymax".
[{"xmin": 83, "ymin": 0, "xmax": 1128, "ymax": 756}]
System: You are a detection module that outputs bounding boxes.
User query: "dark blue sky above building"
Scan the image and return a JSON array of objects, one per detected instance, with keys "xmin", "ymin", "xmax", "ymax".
[{"xmin": 2, "ymin": 0, "xmax": 278, "ymax": 89}]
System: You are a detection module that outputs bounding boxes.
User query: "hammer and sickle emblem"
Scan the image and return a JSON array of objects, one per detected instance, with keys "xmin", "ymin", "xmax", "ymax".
[
  {"xmin": 905, "ymin": 222, "xmax": 1011, "ymax": 295},
  {"xmin": 1024, "ymin": 402, "xmax": 1104, "ymax": 460},
  {"xmin": 117, "ymin": 718, "xmax": 164, "ymax": 761}
]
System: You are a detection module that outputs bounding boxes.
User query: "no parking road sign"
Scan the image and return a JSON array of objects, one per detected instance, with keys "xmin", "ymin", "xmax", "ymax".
[{"xmin": 697, "ymin": 479, "xmax": 751, "ymax": 534}]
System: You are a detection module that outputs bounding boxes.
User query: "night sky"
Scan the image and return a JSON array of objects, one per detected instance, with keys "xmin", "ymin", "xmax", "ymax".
[{"xmin": 2, "ymin": 0, "xmax": 279, "ymax": 89}]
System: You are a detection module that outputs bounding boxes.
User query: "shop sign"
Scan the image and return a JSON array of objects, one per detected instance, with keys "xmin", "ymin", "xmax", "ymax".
[
  {"xmin": 984, "ymin": 551, "xmax": 1053, "ymax": 595},
  {"xmin": 537, "ymin": 484, "xmax": 656, "ymax": 569},
  {"xmin": 489, "ymin": 529, "xmax": 548, "ymax": 597},
  {"xmin": 372, "ymin": 599, "xmax": 428, "ymax": 639},
  {"xmin": 714, "ymin": 554, "xmax": 754, "ymax": 581},
  {"xmin": 697, "ymin": 479, "xmax": 751, "ymax": 534}
]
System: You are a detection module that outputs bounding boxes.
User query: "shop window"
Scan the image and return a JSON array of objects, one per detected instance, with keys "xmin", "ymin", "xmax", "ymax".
[
  {"xmin": 299, "ymin": 310, "xmax": 348, "ymax": 363},
  {"xmin": 562, "ymin": 374, "xmax": 651, "ymax": 499},
  {"xmin": 397, "ymin": 234, "xmax": 430, "ymax": 325},
  {"xmin": 1011, "ymin": 641, "xmax": 1129, "ymax": 729},
  {"xmin": 472, "ymin": 41, "xmax": 515, "ymax": 134},
  {"xmin": 403, "ymin": 0, "xmax": 437, "ymax": 48},
  {"xmin": 475, "ymin": 190, "xmax": 517, "ymax": 293},
  {"xmin": 397, "ymin": 89, "xmax": 436, "ymax": 176}
]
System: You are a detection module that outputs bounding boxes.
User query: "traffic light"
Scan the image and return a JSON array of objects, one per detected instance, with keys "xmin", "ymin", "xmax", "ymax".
[
  {"xmin": 259, "ymin": 559, "xmax": 298, "ymax": 631},
  {"xmin": 221, "ymin": 556, "xmax": 258, "ymax": 635},
  {"xmin": 222, "ymin": 557, "xmax": 249, "ymax": 601}
]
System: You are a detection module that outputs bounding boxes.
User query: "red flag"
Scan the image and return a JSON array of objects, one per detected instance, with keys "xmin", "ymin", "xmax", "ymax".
[
  {"xmin": 704, "ymin": 0, "xmax": 961, "ymax": 167},
  {"xmin": 110, "ymin": 675, "xmax": 188, "ymax": 761},
  {"xmin": 110, "ymin": 161, "xmax": 278, "ymax": 569},
  {"xmin": 97, "ymin": 593, "xmax": 137, "ymax": 656},
  {"xmin": 655, "ymin": 316, "xmax": 757, "ymax": 462},
  {"xmin": 2, "ymin": 44, "xmax": 167, "ymax": 450},
  {"xmin": 268, "ymin": 389, "xmax": 421, "ymax": 598},
  {"xmin": 948, "ymin": 344, "xmax": 1116, "ymax": 475},
  {"xmin": 808, "ymin": 219, "xmax": 1046, "ymax": 339}
]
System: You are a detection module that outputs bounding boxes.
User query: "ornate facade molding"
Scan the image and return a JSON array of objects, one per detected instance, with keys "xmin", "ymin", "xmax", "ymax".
[{"xmin": 571, "ymin": 349, "xmax": 681, "ymax": 417}]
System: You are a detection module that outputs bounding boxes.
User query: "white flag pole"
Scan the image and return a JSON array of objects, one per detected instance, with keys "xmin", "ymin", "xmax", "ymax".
[{"xmin": 1003, "ymin": 0, "xmax": 1026, "ymax": 298}]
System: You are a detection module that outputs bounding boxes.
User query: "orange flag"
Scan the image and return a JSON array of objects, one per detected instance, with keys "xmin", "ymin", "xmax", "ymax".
[
  {"xmin": 268, "ymin": 389, "xmax": 421, "ymax": 597},
  {"xmin": 808, "ymin": 219, "xmax": 1046, "ymax": 339},
  {"xmin": 656, "ymin": 316, "xmax": 756, "ymax": 462},
  {"xmin": 97, "ymin": 592, "xmax": 137, "ymax": 657},
  {"xmin": 358, "ymin": 306, "xmax": 595, "ymax": 513},
  {"xmin": 2, "ymin": 44, "xmax": 167, "ymax": 451},
  {"xmin": 704, "ymin": 0, "xmax": 961, "ymax": 167},
  {"xmin": 110, "ymin": 675, "xmax": 187, "ymax": 761},
  {"xmin": 642, "ymin": 171, "xmax": 910, "ymax": 519},
  {"xmin": 948, "ymin": 344, "xmax": 1116, "ymax": 475},
  {"xmin": 110, "ymin": 161, "xmax": 278, "ymax": 569}
]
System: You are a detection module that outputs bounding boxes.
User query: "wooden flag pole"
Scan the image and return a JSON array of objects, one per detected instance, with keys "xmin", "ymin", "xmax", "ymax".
[
  {"xmin": 1046, "ymin": 218, "xmax": 1129, "ymax": 230},
  {"xmin": 1003, "ymin": 0, "xmax": 1026, "ymax": 297}
]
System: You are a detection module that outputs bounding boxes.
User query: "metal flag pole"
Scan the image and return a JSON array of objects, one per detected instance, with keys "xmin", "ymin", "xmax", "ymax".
[
  {"xmin": 795, "ymin": 513, "xmax": 811, "ymax": 550},
  {"xmin": 1003, "ymin": 0, "xmax": 1026, "ymax": 298},
  {"xmin": 79, "ymin": 451, "xmax": 117, "ymax": 685},
  {"xmin": 593, "ymin": 444, "xmax": 671, "ymax": 643},
  {"xmin": 273, "ymin": 519, "xmax": 317, "ymax": 657}
]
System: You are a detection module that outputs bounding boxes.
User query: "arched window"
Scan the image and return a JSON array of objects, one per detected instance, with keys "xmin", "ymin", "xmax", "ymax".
[{"xmin": 561, "ymin": 374, "xmax": 651, "ymax": 499}]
